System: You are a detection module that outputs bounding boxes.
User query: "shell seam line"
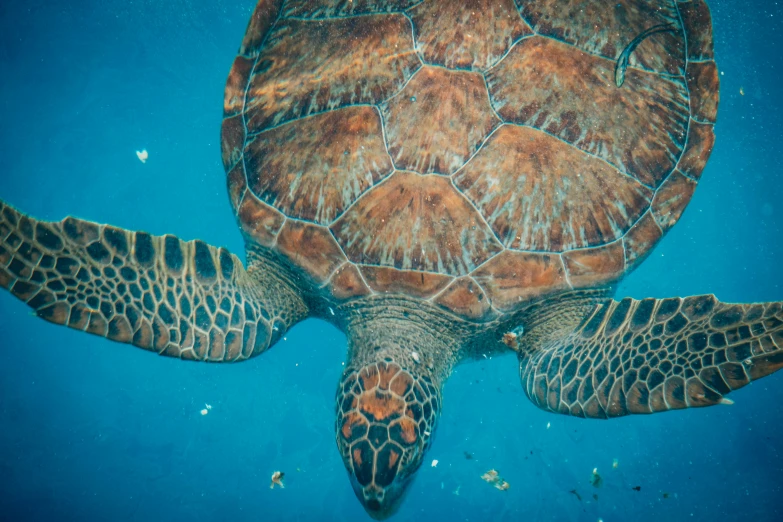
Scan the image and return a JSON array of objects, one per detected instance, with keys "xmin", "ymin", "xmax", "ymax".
[
  {"xmin": 400, "ymin": 11, "xmax": 428, "ymax": 65},
  {"xmin": 670, "ymin": 1, "xmax": 694, "ymax": 178},
  {"xmin": 503, "ymin": 120, "xmax": 656, "ymax": 193},
  {"xmin": 374, "ymin": 105, "xmax": 398, "ymax": 174},
  {"xmin": 239, "ymin": 5, "xmax": 283, "ymax": 240}
]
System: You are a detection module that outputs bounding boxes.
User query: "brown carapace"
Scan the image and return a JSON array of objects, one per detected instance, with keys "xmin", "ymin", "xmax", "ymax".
[{"xmin": 1, "ymin": 0, "xmax": 781, "ymax": 519}]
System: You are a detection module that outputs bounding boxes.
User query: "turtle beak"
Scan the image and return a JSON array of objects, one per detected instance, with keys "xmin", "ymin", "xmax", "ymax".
[
  {"xmin": 345, "ymin": 439, "xmax": 422, "ymax": 519},
  {"xmin": 335, "ymin": 360, "xmax": 441, "ymax": 519}
]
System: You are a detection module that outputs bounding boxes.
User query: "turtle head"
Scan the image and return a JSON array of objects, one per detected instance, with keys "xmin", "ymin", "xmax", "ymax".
[{"xmin": 335, "ymin": 358, "xmax": 441, "ymax": 519}]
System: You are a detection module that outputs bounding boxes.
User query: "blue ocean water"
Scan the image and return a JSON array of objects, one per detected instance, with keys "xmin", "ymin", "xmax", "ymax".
[{"xmin": 0, "ymin": 0, "xmax": 781, "ymax": 520}]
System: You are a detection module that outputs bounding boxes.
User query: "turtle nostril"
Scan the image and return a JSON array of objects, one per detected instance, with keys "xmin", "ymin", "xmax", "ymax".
[{"xmin": 366, "ymin": 499, "xmax": 382, "ymax": 511}]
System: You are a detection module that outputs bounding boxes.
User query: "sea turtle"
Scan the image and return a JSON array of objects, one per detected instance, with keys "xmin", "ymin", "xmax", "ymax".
[{"xmin": 1, "ymin": 0, "xmax": 782, "ymax": 519}]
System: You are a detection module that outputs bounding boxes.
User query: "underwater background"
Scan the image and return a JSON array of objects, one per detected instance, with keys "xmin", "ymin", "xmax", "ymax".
[{"xmin": 0, "ymin": 0, "xmax": 781, "ymax": 520}]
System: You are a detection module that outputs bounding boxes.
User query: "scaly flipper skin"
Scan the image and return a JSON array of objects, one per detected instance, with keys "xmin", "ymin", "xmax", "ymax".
[
  {"xmin": 0, "ymin": 200, "xmax": 307, "ymax": 361},
  {"xmin": 520, "ymin": 296, "xmax": 783, "ymax": 418}
]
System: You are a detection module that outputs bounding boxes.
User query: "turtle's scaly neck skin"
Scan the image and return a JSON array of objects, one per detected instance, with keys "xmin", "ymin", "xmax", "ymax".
[
  {"xmin": 329, "ymin": 289, "xmax": 609, "ymax": 518},
  {"xmin": 247, "ymin": 243, "xmax": 610, "ymax": 519}
]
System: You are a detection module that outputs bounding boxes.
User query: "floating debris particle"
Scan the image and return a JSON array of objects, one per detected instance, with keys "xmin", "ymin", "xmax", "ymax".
[
  {"xmin": 612, "ymin": 458, "xmax": 619, "ymax": 469},
  {"xmin": 481, "ymin": 469, "xmax": 510, "ymax": 491},
  {"xmin": 569, "ymin": 489, "xmax": 582, "ymax": 501},
  {"xmin": 329, "ymin": 307, "xmax": 335, "ymax": 316},
  {"xmin": 136, "ymin": 149, "xmax": 148, "ymax": 163},
  {"xmin": 546, "ymin": 422, "xmax": 551, "ymax": 429},
  {"xmin": 270, "ymin": 471, "xmax": 285, "ymax": 489},
  {"xmin": 431, "ymin": 459, "xmax": 439, "ymax": 468},
  {"xmin": 464, "ymin": 451, "xmax": 473, "ymax": 460},
  {"xmin": 592, "ymin": 493, "xmax": 599, "ymax": 501},
  {"xmin": 590, "ymin": 468, "xmax": 603, "ymax": 488},
  {"xmin": 739, "ymin": 86, "xmax": 745, "ymax": 96},
  {"xmin": 662, "ymin": 492, "xmax": 670, "ymax": 499},
  {"xmin": 495, "ymin": 480, "xmax": 510, "ymax": 491},
  {"xmin": 200, "ymin": 408, "xmax": 208, "ymax": 416},
  {"xmin": 632, "ymin": 486, "xmax": 641, "ymax": 492},
  {"xmin": 481, "ymin": 469, "xmax": 499, "ymax": 483},
  {"xmin": 453, "ymin": 485, "xmax": 461, "ymax": 496}
]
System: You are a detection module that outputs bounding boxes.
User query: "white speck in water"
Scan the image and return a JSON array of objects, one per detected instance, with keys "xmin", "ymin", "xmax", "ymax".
[
  {"xmin": 329, "ymin": 307, "xmax": 335, "ymax": 316},
  {"xmin": 431, "ymin": 459, "xmax": 438, "ymax": 468}
]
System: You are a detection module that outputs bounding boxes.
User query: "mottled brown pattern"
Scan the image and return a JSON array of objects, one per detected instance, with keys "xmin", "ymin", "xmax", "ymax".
[
  {"xmin": 336, "ymin": 359, "xmax": 440, "ymax": 516},
  {"xmin": 331, "ymin": 171, "xmax": 502, "ymax": 276},
  {"xmin": 245, "ymin": 16, "xmax": 419, "ymax": 133},
  {"xmin": 686, "ymin": 60, "xmax": 720, "ymax": 123},
  {"xmin": 409, "ymin": 0, "xmax": 532, "ymax": 70},
  {"xmin": 237, "ymin": 191, "xmax": 286, "ymax": 247},
  {"xmin": 0, "ymin": 201, "xmax": 306, "ymax": 362},
  {"xmin": 651, "ymin": 171, "xmax": 697, "ymax": 231},
  {"xmin": 220, "ymin": 115, "xmax": 245, "ymax": 172},
  {"xmin": 676, "ymin": 120, "xmax": 715, "ymax": 180},
  {"xmin": 472, "ymin": 251, "xmax": 569, "ymax": 310},
  {"xmin": 225, "ymin": 160, "xmax": 246, "ymax": 212},
  {"xmin": 521, "ymin": 297, "xmax": 783, "ymax": 418},
  {"xmin": 622, "ymin": 212, "xmax": 662, "ymax": 268},
  {"xmin": 275, "ymin": 220, "xmax": 346, "ymax": 283},
  {"xmin": 433, "ymin": 277, "xmax": 492, "ymax": 320},
  {"xmin": 224, "ymin": 55, "xmax": 255, "ymax": 117},
  {"xmin": 246, "ymin": 107, "xmax": 393, "ymax": 225},
  {"xmin": 360, "ymin": 266, "xmax": 452, "ymax": 299},
  {"xmin": 518, "ymin": 0, "xmax": 684, "ymax": 75},
  {"xmin": 455, "ymin": 125, "xmax": 652, "ymax": 251},
  {"xmin": 283, "ymin": 0, "xmax": 419, "ymax": 18},
  {"xmin": 679, "ymin": 0, "xmax": 715, "ymax": 61},
  {"xmin": 561, "ymin": 241, "xmax": 625, "ymax": 288},
  {"xmin": 487, "ymin": 36, "xmax": 689, "ymax": 188},
  {"xmin": 327, "ymin": 263, "xmax": 371, "ymax": 300},
  {"xmin": 239, "ymin": 0, "xmax": 283, "ymax": 57},
  {"xmin": 381, "ymin": 66, "xmax": 499, "ymax": 174}
]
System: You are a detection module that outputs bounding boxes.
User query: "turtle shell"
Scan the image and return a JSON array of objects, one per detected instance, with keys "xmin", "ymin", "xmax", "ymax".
[{"xmin": 221, "ymin": 0, "xmax": 719, "ymax": 320}]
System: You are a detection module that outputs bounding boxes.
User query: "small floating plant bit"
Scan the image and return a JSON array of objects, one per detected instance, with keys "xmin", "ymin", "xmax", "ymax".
[
  {"xmin": 270, "ymin": 471, "xmax": 285, "ymax": 489},
  {"xmin": 590, "ymin": 468, "xmax": 603, "ymax": 488},
  {"xmin": 431, "ymin": 459, "xmax": 439, "ymax": 468},
  {"xmin": 200, "ymin": 408, "xmax": 209, "ymax": 416},
  {"xmin": 480, "ymin": 469, "xmax": 499, "ymax": 483},
  {"xmin": 569, "ymin": 489, "xmax": 582, "ymax": 501},
  {"xmin": 612, "ymin": 458, "xmax": 619, "ymax": 469},
  {"xmin": 502, "ymin": 331, "xmax": 519, "ymax": 351},
  {"xmin": 481, "ymin": 469, "xmax": 510, "ymax": 491},
  {"xmin": 135, "ymin": 149, "xmax": 148, "ymax": 163},
  {"xmin": 494, "ymin": 480, "xmax": 510, "ymax": 491}
]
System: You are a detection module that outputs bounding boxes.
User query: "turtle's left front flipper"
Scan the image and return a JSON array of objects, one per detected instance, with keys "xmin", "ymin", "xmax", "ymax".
[
  {"xmin": 520, "ymin": 296, "xmax": 782, "ymax": 418},
  {"xmin": 0, "ymin": 200, "xmax": 307, "ymax": 361}
]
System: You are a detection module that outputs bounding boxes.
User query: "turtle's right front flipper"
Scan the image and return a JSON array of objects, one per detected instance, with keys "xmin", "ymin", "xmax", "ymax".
[
  {"xmin": 519, "ymin": 296, "xmax": 782, "ymax": 418},
  {"xmin": 0, "ymin": 200, "xmax": 307, "ymax": 361}
]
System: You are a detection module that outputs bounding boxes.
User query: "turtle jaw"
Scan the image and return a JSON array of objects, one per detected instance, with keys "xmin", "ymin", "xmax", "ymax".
[
  {"xmin": 335, "ymin": 359, "xmax": 441, "ymax": 519},
  {"xmin": 347, "ymin": 466, "xmax": 417, "ymax": 520}
]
